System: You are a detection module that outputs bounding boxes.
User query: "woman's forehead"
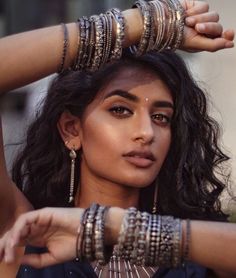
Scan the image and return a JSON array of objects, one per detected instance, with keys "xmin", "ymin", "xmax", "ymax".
[{"xmin": 99, "ymin": 67, "xmax": 162, "ymax": 95}]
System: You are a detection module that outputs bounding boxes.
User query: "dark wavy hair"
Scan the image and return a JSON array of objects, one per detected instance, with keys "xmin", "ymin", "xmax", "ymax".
[{"xmin": 12, "ymin": 50, "xmax": 230, "ymax": 221}]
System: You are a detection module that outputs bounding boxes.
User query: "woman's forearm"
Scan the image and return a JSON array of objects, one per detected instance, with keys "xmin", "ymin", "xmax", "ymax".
[
  {"xmin": 188, "ymin": 220, "xmax": 236, "ymax": 274},
  {"xmin": 0, "ymin": 2, "xmax": 234, "ymax": 93},
  {"xmin": 0, "ymin": 119, "xmax": 32, "ymax": 235},
  {"xmin": 0, "ymin": 119, "xmax": 15, "ymax": 233},
  {"xmin": 0, "ymin": 9, "xmax": 142, "ymax": 93},
  {"xmin": 106, "ymin": 208, "xmax": 236, "ymax": 273}
]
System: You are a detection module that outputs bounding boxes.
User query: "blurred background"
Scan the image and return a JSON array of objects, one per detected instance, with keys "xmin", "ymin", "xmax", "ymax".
[{"xmin": 0, "ymin": 0, "xmax": 235, "ymax": 213}]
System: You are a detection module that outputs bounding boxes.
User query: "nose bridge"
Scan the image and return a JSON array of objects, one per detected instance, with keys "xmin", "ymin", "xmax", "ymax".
[{"xmin": 134, "ymin": 109, "xmax": 154, "ymax": 142}]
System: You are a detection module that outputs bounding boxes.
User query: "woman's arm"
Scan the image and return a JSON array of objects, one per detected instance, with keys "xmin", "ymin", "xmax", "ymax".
[
  {"xmin": 0, "ymin": 1, "xmax": 234, "ymax": 93},
  {"xmin": 1, "ymin": 207, "xmax": 236, "ymax": 276},
  {"xmin": 0, "ymin": 119, "xmax": 33, "ymax": 277},
  {"xmin": 0, "ymin": 119, "xmax": 32, "ymax": 235}
]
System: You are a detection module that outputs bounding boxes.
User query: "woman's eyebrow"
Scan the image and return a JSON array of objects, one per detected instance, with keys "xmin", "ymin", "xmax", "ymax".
[
  {"xmin": 104, "ymin": 90, "xmax": 138, "ymax": 102},
  {"xmin": 104, "ymin": 89, "xmax": 174, "ymax": 109},
  {"xmin": 153, "ymin": 101, "xmax": 174, "ymax": 109}
]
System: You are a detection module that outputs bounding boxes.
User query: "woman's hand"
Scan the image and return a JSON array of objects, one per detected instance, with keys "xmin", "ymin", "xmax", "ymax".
[
  {"xmin": 181, "ymin": 0, "xmax": 234, "ymax": 52},
  {"xmin": 0, "ymin": 208, "xmax": 84, "ymax": 268}
]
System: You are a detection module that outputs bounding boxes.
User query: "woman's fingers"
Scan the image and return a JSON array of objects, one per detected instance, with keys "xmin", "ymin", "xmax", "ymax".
[
  {"xmin": 182, "ymin": 0, "xmax": 209, "ymax": 16},
  {"xmin": 185, "ymin": 36, "xmax": 234, "ymax": 52},
  {"xmin": 222, "ymin": 29, "xmax": 235, "ymax": 41},
  {"xmin": 186, "ymin": 11, "xmax": 220, "ymax": 26},
  {"xmin": 195, "ymin": 22, "xmax": 223, "ymax": 37}
]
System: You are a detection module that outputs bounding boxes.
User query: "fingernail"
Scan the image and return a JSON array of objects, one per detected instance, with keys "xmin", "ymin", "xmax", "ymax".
[
  {"xmin": 197, "ymin": 24, "xmax": 205, "ymax": 32},
  {"xmin": 225, "ymin": 41, "xmax": 234, "ymax": 48}
]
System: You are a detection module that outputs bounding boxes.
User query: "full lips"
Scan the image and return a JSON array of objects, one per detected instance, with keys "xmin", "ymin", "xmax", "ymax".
[{"xmin": 123, "ymin": 155, "xmax": 155, "ymax": 168}]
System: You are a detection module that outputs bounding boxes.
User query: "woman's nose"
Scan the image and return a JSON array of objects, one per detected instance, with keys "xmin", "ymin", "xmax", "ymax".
[{"xmin": 132, "ymin": 113, "xmax": 154, "ymax": 145}]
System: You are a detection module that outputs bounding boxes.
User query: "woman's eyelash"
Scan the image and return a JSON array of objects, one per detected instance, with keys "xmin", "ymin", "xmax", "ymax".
[
  {"xmin": 109, "ymin": 106, "xmax": 132, "ymax": 115},
  {"xmin": 152, "ymin": 113, "xmax": 171, "ymax": 123},
  {"xmin": 108, "ymin": 106, "xmax": 172, "ymax": 123}
]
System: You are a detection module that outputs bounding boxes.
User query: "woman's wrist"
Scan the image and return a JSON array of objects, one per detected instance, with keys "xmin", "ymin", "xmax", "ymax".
[
  {"xmin": 122, "ymin": 9, "xmax": 143, "ymax": 47},
  {"xmin": 104, "ymin": 207, "xmax": 126, "ymax": 246}
]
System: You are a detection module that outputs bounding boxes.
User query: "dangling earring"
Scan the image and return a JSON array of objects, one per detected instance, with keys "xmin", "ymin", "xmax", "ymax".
[
  {"xmin": 152, "ymin": 180, "xmax": 158, "ymax": 214},
  {"xmin": 69, "ymin": 148, "xmax": 77, "ymax": 203}
]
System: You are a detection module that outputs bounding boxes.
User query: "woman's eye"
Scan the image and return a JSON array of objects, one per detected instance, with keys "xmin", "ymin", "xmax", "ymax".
[
  {"xmin": 152, "ymin": 113, "xmax": 170, "ymax": 124},
  {"xmin": 109, "ymin": 106, "xmax": 132, "ymax": 116}
]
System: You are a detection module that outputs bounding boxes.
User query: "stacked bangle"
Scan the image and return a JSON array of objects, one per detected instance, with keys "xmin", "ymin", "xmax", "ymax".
[
  {"xmin": 58, "ymin": 0, "xmax": 185, "ymax": 73},
  {"xmin": 76, "ymin": 204, "xmax": 189, "ymax": 268}
]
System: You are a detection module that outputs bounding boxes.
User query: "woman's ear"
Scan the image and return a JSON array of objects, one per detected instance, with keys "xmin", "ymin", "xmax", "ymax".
[{"xmin": 57, "ymin": 111, "xmax": 82, "ymax": 150}]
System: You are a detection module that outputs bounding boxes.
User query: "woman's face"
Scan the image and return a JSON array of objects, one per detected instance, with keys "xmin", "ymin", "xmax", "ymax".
[{"xmin": 78, "ymin": 67, "xmax": 174, "ymax": 188}]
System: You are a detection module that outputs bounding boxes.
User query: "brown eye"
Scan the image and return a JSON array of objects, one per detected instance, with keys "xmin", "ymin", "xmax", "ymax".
[
  {"xmin": 152, "ymin": 113, "xmax": 170, "ymax": 123},
  {"xmin": 109, "ymin": 106, "xmax": 132, "ymax": 116}
]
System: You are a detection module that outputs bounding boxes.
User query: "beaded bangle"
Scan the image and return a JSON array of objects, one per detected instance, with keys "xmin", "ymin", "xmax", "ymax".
[
  {"xmin": 137, "ymin": 212, "xmax": 149, "ymax": 266},
  {"xmin": 58, "ymin": 23, "xmax": 69, "ymax": 74},
  {"xmin": 172, "ymin": 218, "xmax": 182, "ymax": 267},
  {"xmin": 158, "ymin": 216, "xmax": 174, "ymax": 266},
  {"xmin": 149, "ymin": 215, "xmax": 160, "ymax": 266},
  {"xmin": 115, "ymin": 207, "xmax": 138, "ymax": 260},
  {"xmin": 153, "ymin": 215, "xmax": 161, "ymax": 266},
  {"xmin": 94, "ymin": 205, "xmax": 110, "ymax": 264},
  {"xmin": 144, "ymin": 212, "xmax": 152, "ymax": 265}
]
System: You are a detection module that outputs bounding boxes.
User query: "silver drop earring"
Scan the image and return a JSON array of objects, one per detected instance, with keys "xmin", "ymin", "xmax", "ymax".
[
  {"xmin": 152, "ymin": 180, "xmax": 158, "ymax": 214},
  {"xmin": 69, "ymin": 148, "xmax": 77, "ymax": 203}
]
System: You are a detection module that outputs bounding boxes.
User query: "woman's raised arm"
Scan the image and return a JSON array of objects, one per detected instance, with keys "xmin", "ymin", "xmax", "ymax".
[
  {"xmin": 0, "ymin": 1, "xmax": 234, "ymax": 93},
  {"xmin": 1, "ymin": 206, "xmax": 236, "ymax": 276}
]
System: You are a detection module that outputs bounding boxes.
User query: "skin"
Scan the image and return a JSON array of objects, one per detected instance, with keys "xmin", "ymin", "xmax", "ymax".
[
  {"xmin": 0, "ymin": 1, "xmax": 235, "ymax": 276},
  {"xmin": 0, "ymin": 1, "xmax": 234, "ymax": 92},
  {"xmin": 58, "ymin": 68, "xmax": 174, "ymax": 209}
]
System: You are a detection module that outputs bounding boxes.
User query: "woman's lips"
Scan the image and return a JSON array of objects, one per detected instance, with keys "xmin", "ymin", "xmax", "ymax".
[{"xmin": 123, "ymin": 151, "xmax": 156, "ymax": 168}]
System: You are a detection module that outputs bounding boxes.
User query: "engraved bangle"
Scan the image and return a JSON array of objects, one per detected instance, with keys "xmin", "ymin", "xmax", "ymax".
[
  {"xmin": 170, "ymin": 0, "xmax": 186, "ymax": 50},
  {"xmin": 106, "ymin": 8, "xmax": 125, "ymax": 61},
  {"xmin": 86, "ymin": 17, "xmax": 96, "ymax": 70},
  {"xmin": 90, "ymin": 15, "xmax": 104, "ymax": 71},
  {"xmin": 182, "ymin": 219, "xmax": 191, "ymax": 263},
  {"xmin": 73, "ymin": 18, "xmax": 85, "ymax": 71},
  {"xmin": 103, "ymin": 13, "xmax": 113, "ymax": 64},
  {"xmin": 130, "ymin": 0, "xmax": 152, "ymax": 56},
  {"xmin": 83, "ymin": 203, "xmax": 99, "ymax": 261},
  {"xmin": 149, "ymin": 1, "xmax": 166, "ymax": 51},
  {"xmin": 79, "ymin": 16, "xmax": 90, "ymax": 70},
  {"xmin": 77, "ymin": 207, "xmax": 90, "ymax": 260}
]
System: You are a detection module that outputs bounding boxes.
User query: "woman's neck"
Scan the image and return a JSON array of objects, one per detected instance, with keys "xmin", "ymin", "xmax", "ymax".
[{"xmin": 75, "ymin": 176, "xmax": 140, "ymax": 209}]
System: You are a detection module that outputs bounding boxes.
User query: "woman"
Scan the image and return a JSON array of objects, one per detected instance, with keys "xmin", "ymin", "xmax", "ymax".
[{"xmin": 0, "ymin": 0, "xmax": 235, "ymax": 277}]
